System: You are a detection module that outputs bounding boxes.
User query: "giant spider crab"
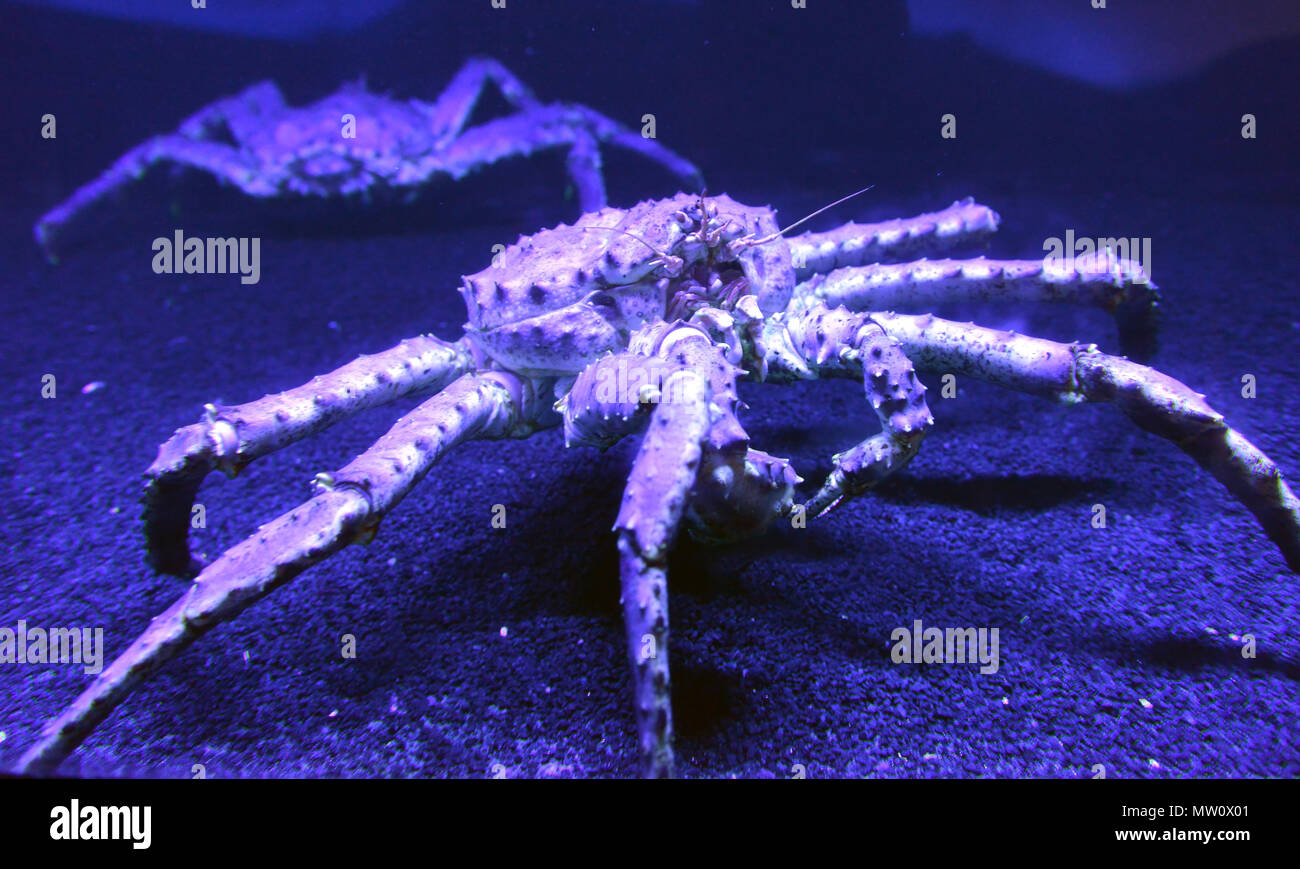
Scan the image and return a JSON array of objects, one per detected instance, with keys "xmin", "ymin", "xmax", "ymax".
[
  {"xmin": 34, "ymin": 57, "xmax": 700, "ymax": 257},
  {"xmin": 20, "ymin": 192, "xmax": 1300, "ymax": 778}
]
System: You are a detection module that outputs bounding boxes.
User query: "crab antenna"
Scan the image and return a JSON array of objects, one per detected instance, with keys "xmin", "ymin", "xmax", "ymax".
[
  {"xmin": 746, "ymin": 184, "xmax": 875, "ymax": 246},
  {"xmin": 580, "ymin": 226, "xmax": 671, "ymax": 258}
]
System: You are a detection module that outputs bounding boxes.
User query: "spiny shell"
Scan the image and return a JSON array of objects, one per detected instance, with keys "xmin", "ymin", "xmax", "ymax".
[{"xmin": 460, "ymin": 193, "xmax": 795, "ymax": 376}]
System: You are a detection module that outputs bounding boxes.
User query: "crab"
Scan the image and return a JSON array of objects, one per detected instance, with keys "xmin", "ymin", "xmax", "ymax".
[
  {"xmin": 33, "ymin": 56, "xmax": 701, "ymax": 257},
  {"xmin": 19, "ymin": 191, "xmax": 1300, "ymax": 778}
]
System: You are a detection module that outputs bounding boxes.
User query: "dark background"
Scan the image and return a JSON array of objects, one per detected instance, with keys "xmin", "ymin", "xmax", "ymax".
[{"xmin": 5, "ymin": 0, "xmax": 1297, "ymax": 212}]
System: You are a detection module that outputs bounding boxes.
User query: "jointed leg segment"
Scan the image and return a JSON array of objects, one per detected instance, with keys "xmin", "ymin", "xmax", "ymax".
[
  {"xmin": 770, "ymin": 302, "xmax": 934, "ymax": 516},
  {"xmin": 18, "ymin": 373, "xmax": 523, "ymax": 776},
  {"xmin": 615, "ymin": 370, "xmax": 712, "ymax": 778},
  {"xmin": 144, "ymin": 334, "xmax": 475, "ymax": 576},
  {"xmin": 434, "ymin": 103, "xmax": 703, "ymax": 211},
  {"xmin": 176, "ymin": 80, "xmax": 287, "ymax": 142},
  {"xmin": 562, "ymin": 320, "xmax": 759, "ymax": 776},
  {"xmin": 426, "ymin": 56, "xmax": 542, "ymax": 141},
  {"xmin": 788, "ymin": 198, "xmax": 1000, "ymax": 278},
  {"xmin": 873, "ymin": 312, "xmax": 1300, "ymax": 570},
  {"xmin": 801, "ymin": 254, "xmax": 1161, "ymax": 359},
  {"xmin": 425, "ymin": 57, "xmax": 702, "ymax": 209},
  {"xmin": 36, "ymin": 137, "xmax": 265, "ymax": 257}
]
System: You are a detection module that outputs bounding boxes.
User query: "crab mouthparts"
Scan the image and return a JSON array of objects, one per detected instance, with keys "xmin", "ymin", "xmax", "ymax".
[{"xmin": 665, "ymin": 266, "xmax": 749, "ymax": 321}]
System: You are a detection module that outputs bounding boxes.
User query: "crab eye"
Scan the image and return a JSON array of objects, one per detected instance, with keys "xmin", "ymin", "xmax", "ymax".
[{"xmin": 672, "ymin": 211, "xmax": 691, "ymax": 228}]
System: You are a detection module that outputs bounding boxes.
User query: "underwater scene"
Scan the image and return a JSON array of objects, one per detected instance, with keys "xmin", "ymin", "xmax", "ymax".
[{"xmin": 1, "ymin": 0, "xmax": 1297, "ymax": 779}]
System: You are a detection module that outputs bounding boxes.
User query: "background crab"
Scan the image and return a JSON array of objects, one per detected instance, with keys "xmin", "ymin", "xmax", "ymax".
[
  {"xmin": 33, "ymin": 56, "xmax": 701, "ymax": 257},
  {"xmin": 19, "ymin": 191, "xmax": 1300, "ymax": 778}
]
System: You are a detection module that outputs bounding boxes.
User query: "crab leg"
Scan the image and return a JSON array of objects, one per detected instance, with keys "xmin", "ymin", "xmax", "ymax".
[
  {"xmin": 563, "ymin": 321, "xmax": 747, "ymax": 776},
  {"xmin": 871, "ymin": 312, "xmax": 1300, "ymax": 571},
  {"xmin": 36, "ymin": 136, "xmax": 262, "ymax": 258},
  {"xmin": 614, "ymin": 369, "xmax": 712, "ymax": 777},
  {"xmin": 766, "ymin": 303, "xmax": 934, "ymax": 515},
  {"xmin": 19, "ymin": 372, "xmax": 527, "ymax": 776},
  {"xmin": 433, "ymin": 103, "xmax": 704, "ymax": 211},
  {"xmin": 426, "ymin": 57, "xmax": 541, "ymax": 140},
  {"xmin": 143, "ymin": 335, "xmax": 475, "ymax": 577},
  {"xmin": 799, "ymin": 255, "xmax": 1161, "ymax": 360},
  {"xmin": 788, "ymin": 198, "xmax": 1000, "ymax": 279},
  {"xmin": 174, "ymin": 80, "xmax": 287, "ymax": 141},
  {"xmin": 36, "ymin": 81, "xmax": 286, "ymax": 257},
  {"xmin": 564, "ymin": 130, "xmax": 607, "ymax": 215}
]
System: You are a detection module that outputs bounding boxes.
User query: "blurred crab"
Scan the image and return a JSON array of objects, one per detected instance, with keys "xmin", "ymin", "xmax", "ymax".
[
  {"xmin": 34, "ymin": 57, "xmax": 701, "ymax": 257},
  {"xmin": 20, "ymin": 191, "xmax": 1300, "ymax": 778}
]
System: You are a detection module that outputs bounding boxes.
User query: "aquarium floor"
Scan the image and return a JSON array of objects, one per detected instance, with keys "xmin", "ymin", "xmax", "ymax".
[{"xmin": 1, "ymin": 169, "xmax": 1297, "ymax": 778}]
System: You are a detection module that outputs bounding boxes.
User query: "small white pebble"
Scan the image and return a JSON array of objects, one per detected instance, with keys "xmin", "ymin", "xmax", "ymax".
[
  {"xmin": 1229, "ymin": 633, "xmax": 1240, "ymax": 641},
  {"xmin": 81, "ymin": 381, "xmax": 105, "ymax": 394},
  {"xmin": 1001, "ymin": 697, "xmax": 1009, "ymax": 705},
  {"xmin": 1148, "ymin": 758, "xmax": 1161, "ymax": 769},
  {"xmin": 0, "ymin": 731, "xmax": 6, "ymax": 743},
  {"xmin": 386, "ymin": 556, "xmax": 396, "ymax": 567},
  {"xmin": 1139, "ymin": 698, "xmax": 1153, "ymax": 709},
  {"xmin": 242, "ymin": 650, "xmax": 250, "ymax": 665},
  {"xmin": 110, "ymin": 506, "xmax": 120, "ymax": 515},
  {"xmin": 1205, "ymin": 627, "xmax": 1219, "ymax": 635},
  {"xmin": 499, "ymin": 626, "xmax": 508, "ymax": 638},
  {"xmin": 328, "ymin": 709, "xmax": 339, "ymax": 718}
]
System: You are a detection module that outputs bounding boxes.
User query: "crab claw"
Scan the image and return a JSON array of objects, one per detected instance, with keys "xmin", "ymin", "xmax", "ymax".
[{"xmin": 686, "ymin": 447, "xmax": 802, "ymax": 543}]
